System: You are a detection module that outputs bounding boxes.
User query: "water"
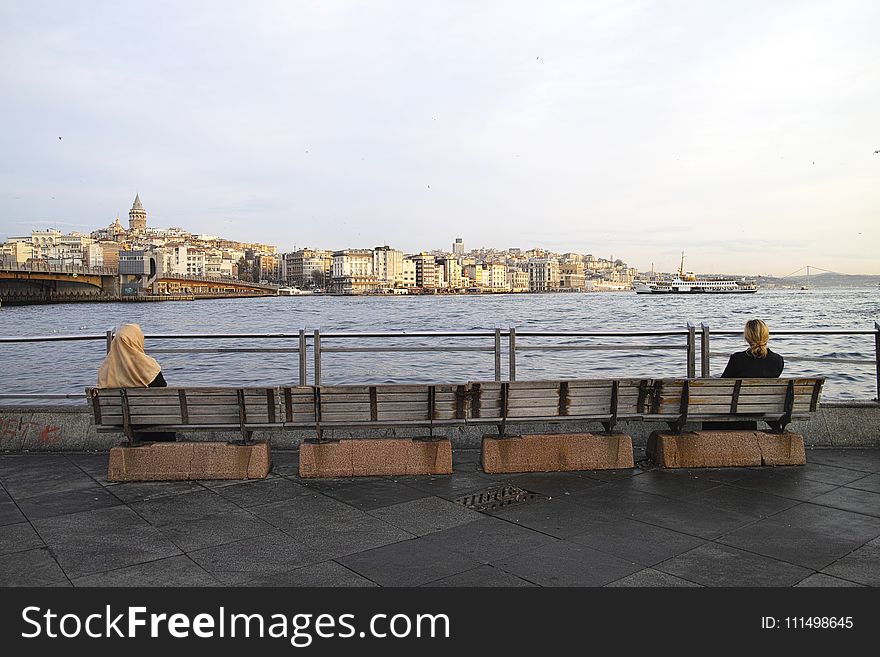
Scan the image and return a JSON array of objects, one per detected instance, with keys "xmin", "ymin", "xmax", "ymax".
[{"xmin": 1, "ymin": 289, "xmax": 877, "ymax": 402}]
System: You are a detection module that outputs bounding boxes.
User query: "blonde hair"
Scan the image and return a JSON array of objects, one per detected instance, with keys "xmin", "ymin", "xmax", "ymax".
[{"xmin": 744, "ymin": 319, "xmax": 769, "ymax": 358}]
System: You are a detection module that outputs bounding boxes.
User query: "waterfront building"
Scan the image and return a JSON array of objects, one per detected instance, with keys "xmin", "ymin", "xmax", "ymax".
[
  {"xmin": 507, "ymin": 267, "xmax": 529, "ymax": 292},
  {"xmin": 254, "ymin": 254, "xmax": 281, "ymax": 283},
  {"xmin": 373, "ymin": 246, "xmax": 405, "ymax": 287},
  {"xmin": 0, "ymin": 240, "xmax": 34, "ymax": 265},
  {"xmin": 287, "ymin": 248, "xmax": 333, "ymax": 289},
  {"xmin": 439, "ymin": 257, "xmax": 463, "ymax": 290},
  {"xmin": 407, "ymin": 252, "xmax": 437, "ymax": 289},
  {"xmin": 488, "ymin": 262, "xmax": 509, "ymax": 291},
  {"xmin": 83, "ymin": 242, "xmax": 104, "ymax": 268},
  {"xmin": 528, "ymin": 257, "xmax": 560, "ymax": 292},
  {"xmin": 332, "ymin": 249, "xmax": 378, "ymax": 294},
  {"xmin": 400, "ymin": 259, "xmax": 417, "ymax": 288}
]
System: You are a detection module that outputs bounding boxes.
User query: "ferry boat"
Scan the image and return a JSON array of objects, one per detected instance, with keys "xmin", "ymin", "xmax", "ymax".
[
  {"xmin": 276, "ymin": 286, "xmax": 312, "ymax": 296},
  {"xmin": 633, "ymin": 253, "xmax": 758, "ymax": 294}
]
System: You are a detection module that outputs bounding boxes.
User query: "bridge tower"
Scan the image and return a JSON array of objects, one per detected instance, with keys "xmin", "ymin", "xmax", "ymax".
[{"xmin": 128, "ymin": 193, "xmax": 147, "ymax": 233}]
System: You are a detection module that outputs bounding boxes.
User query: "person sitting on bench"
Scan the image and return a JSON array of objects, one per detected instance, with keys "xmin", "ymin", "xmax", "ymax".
[
  {"xmin": 705, "ymin": 319, "xmax": 784, "ymax": 430},
  {"xmin": 97, "ymin": 323, "xmax": 172, "ymax": 441}
]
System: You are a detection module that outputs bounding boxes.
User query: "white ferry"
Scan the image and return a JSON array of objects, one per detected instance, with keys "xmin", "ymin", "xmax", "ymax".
[{"xmin": 633, "ymin": 254, "xmax": 758, "ymax": 294}]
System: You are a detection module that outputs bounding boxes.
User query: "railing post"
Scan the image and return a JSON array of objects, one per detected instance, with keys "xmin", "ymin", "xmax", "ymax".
[
  {"xmin": 298, "ymin": 329, "xmax": 307, "ymax": 386},
  {"xmin": 875, "ymin": 321, "xmax": 879, "ymax": 402},
  {"xmin": 700, "ymin": 322, "xmax": 710, "ymax": 377},
  {"xmin": 508, "ymin": 326, "xmax": 517, "ymax": 381},
  {"xmin": 494, "ymin": 327, "xmax": 501, "ymax": 382},
  {"xmin": 105, "ymin": 328, "xmax": 114, "ymax": 354},
  {"xmin": 686, "ymin": 322, "xmax": 696, "ymax": 378},
  {"xmin": 313, "ymin": 329, "xmax": 322, "ymax": 386}
]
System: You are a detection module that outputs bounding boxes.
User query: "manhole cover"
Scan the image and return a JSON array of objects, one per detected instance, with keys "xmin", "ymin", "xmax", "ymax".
[{"xmin": 453, "ymin": 485, "xmax": 546, "ymax": 512}]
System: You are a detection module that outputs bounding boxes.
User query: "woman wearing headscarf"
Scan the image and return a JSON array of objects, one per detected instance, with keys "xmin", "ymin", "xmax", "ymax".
[
  {"xmin": 98, "ymin": 323, "xmax": 166, "ymax": 389},
  {"xmin": 98, "ymin": 324, "xmax": 172, "ymax": 441}
]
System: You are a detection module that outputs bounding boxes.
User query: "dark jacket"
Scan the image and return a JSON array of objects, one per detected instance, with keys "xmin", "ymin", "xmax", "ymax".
[{"xmin": 721, "ymin": 349, "xmax": 784, "ymax": 378}]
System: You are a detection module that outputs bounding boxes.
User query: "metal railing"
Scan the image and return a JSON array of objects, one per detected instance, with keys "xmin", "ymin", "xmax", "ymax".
[{"xmin": 1, "ymin": 322, "xmax": 878, "ymax": 401}]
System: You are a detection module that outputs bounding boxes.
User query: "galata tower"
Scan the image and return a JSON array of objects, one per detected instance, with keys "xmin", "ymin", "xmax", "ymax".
[{"xmin": 128, "ymin": 193, "xmax": 147, "ymax": 233}]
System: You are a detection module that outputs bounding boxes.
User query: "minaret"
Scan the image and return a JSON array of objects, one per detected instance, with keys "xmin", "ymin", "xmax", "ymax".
[{"xmin": 129, "ymin": 193, "xmax": 147, "ymax": 233}]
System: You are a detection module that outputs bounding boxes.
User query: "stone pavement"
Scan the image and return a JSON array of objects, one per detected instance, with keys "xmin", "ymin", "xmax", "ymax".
[{"xmin": 0, "ymin": 447, "xmax": 878, "ymax": 587}]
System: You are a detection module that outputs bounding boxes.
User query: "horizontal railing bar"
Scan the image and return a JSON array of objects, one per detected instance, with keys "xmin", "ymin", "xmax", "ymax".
[
  {"xmin": 708, "ymin": 330, "xmax": 876, "ymax": 336},
  {"xmin": 150, "ymin": 348, "xmax": 300, "ymax": 354},
  {"xmin": 0, "ymin": 335, "xmax": 108, "ymax": 343},
  {"xmin": 316, "ymin": 331, "xmax": 499, "ymax": 338},
  {"xmin": 321, "ymin": 346, "xmax": 495, "ymax": 353},
  {"xmin": 517, "ymin": 344, "xmax": 688, "ymax": 352},
  {"xmin": 514, "ymin": 331, "xmax": 687, "ymax": 337},
  {"xmin": 707, "ymin": 352, "xmax": 875, "ymax": 365},
  {"xmin": 0, "ymin": 393, "xmax": 87, "ymax": 399}
]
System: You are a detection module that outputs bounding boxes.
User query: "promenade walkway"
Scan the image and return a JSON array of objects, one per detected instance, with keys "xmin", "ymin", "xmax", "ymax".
[{"xmin": 0, "ymin": 447, "xmax": 878, "ymax": 587}]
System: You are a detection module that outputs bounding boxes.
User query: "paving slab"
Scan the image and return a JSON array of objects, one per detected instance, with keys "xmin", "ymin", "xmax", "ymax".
[
  {"xmin": 338, "ymin": 537, "xmax": 481, "ymax": 587},
  {"xmin": 630, "ymin": 498, "xmax": 757, "ymax": 539},
  {"xmin": 794, "ymin": 573, "xmax": 865, "ymax": 587},
  {"xmin": 0, "ymin": 521, "xmax": 45, "ymax": 556},
  {"xmin": 421, "ymin": 517, "xmax": 558, "ymax": 562},
  {"xmin": 248, "ymin": 492, "xmax": 364, "ymax": 532},
  {"xmin": 216, "ymin": 561, "xmax": 378, "ymax": 587},
  {"xmin": 367, "ymin": 496, "xmax": 482, "ymax": 536},
  {"xmin": 16, "ymin": 485, "xmax": 121, "ymax": 520},
  {"xmin": 71, "ymin": 555, "xmax": 221, "ymax": 587},
  {"xmin": 605, "ymin": 568, "xmax": 702, "ymax": 587},
  {"xmin": 0, "ymin": 547, "xmax": 68, "ymax": 586},
  {"xmin": 806, "ymin": 449, "xmax": 880, "ymax": 473},
  {"xmin": 717, "ymin": 520, "xmax": 864, "ymax": 570},
  {"xmin": 280, "ymin": 513, "xmax": 414, "ymax": 559},
  {"xmin": 214, "ymin": 478, "xmax": 312, "ymax": 507},
  {"xmin": 656, "ymin": 544, "xmax": 812, "ymax": 587},
  {"xmin": 0, "ymin": 493, "xmax": 25, "ymax": 527},
  {"xmin": 822, "ymin": 545, "xmax": 880, "ymax": 586},
  {"xmin": 188, "ymin": 530, "xmax": 324, "ymax": 578},
  {"xmin": 316, "ymin": 479, "xmax": 432, "ymax": 510},
  {"xmin": 797, "ymin": 462, "xmax": 873, "ymax": 486},
  {"xmin": 422, "ymin": 565, "xmax": 536, "ymax": 587},
  {"xmin": 567, "ymin": 518, "xmax": 706, "ymax": 566},
  {"xmin": 767, "ymin": 503, "xmax": 880, "ymax": 544},
  {"xmin": 809, "ymin": 487, "xmax": 880, "ymax": 518},
  {"xmin": 107, "ymin": 481, "xmax": 206, "ymax": 503},
  {"xmin": 497, "ymin": 471, "xmax": 605, "ymax": 497},
  {"xmin": 685, "ymin": 484, "xmax": 800, "ymax": 518},
  {"xmin": 726, "ymin": 470, "xmax": 840, "ymax": 501},
  {"xmin": 613, "ymin": 470, "xmax": 723, "ymax": 500},
  {"xmin": 130, "ymin": 489, "xmax": 242, "ymax": 527},
  {"xmin": 490, "ymin": 540, "xmax": 643, "ymax": 587},
  {"xmin": 159, "ymin": 508, "xmax": 279, "ymax": 552},
  {"xmin": 33, "ymin": 505, "xmax": 182, "ymax": 579},
  {"xmin": 846, "ymin": 474, "xmax": 880, "ymax": 494}
]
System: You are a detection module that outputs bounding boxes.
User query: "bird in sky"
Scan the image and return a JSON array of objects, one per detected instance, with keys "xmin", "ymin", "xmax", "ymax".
[{"xmin": 874, "ymin": 149, "xmax": 880, "ymax": 154}]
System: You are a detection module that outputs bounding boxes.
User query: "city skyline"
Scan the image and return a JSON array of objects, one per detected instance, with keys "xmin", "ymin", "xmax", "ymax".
[{"xmin": 1, "ymin": 1, "xmax": 879, "ymax": 276}]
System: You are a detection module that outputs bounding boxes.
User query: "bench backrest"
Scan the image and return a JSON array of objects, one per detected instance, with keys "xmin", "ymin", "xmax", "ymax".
[
  {"xmin": 466, "ymin": 379, "xmax": 645, "ymax": 434},
  {"xmin": 88, "ymin": 387, "xmax": 282, "ymax": 441},
  {"xmin": 641, "ymin": 377, "xmax": 824, "ymax": 432}
]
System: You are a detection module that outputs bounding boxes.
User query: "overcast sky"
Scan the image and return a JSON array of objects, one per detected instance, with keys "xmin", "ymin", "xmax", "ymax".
[{"xmin": 1, "ymin": 0, "xmax": 878, "ymax": 275}]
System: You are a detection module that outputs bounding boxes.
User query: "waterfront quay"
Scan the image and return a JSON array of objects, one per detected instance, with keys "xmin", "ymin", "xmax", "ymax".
[{"xmin": 1, "ymin": 447, "xmax": 878, "ymax": 587}]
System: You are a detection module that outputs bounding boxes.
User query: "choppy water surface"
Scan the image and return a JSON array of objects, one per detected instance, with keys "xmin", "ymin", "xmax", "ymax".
[{"xmin": 1, "ymin": 289, "xmax": 877, "ymax": 402}]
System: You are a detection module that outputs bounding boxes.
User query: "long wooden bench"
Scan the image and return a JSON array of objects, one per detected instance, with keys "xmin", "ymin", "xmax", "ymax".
[
  {"xmin": 87, "ymin": 376, "xmax": 826, "ymax": 478},
  {"xmin": 642, "ymin": 377, "xmax": 825, "ymax": 468}
]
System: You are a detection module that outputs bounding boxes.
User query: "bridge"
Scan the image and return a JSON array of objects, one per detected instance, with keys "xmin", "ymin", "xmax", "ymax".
[{"xmin": 0, "ymin": 263, "xmax": 277, "ymax": 305}]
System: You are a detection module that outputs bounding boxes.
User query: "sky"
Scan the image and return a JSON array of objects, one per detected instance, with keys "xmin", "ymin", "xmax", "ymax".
[{"xmin": 0, "ymin": 0, "xmax": 878, "ymax": 276}]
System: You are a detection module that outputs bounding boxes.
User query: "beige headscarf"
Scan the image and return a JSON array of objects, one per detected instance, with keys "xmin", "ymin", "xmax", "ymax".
[{"xmin": 97, "ymin": 324, "xmax": 162, "ymax": 388}]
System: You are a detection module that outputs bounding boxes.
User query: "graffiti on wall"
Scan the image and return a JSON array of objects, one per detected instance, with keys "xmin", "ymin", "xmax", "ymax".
[{"xmin": 0, "ymin": 416, "xmax": 62, "ymax": 445}]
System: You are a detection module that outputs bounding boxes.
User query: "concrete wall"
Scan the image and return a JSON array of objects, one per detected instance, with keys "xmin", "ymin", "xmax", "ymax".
[{"xmin": 1, "ymin": 401, "xmax": 878, "ymax": 452}]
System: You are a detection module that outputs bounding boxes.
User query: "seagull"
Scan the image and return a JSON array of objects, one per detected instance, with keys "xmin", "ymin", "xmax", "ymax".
[
  {"xmin": 874, "ymin": 149, "xmax": 880, "ymax": 154},
  {"xmin": 58, "ymin": 136, "xmax": 62, "ymax": 140}
]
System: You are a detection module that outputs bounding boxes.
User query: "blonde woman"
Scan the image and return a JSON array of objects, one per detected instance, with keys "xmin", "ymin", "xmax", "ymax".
[{"xmin": 721, "ymin": 319, "xmax": 784, "ymax": 378}]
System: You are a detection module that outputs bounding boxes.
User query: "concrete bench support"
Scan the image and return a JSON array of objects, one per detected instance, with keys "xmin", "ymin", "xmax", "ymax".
[
  {"xmin": 481, "ymin": 432, "xmax": 634, "ymax": 474},
  {"xmin": 647, "ymin": 430, "xmax": 806, "ymax": 468},
  {"xmin": 299, "ymin": 438, "xmax": 453, "ymax": 478},
  {"xmin": 108, "ymin": 440, "xmax": 272, "ymax": 482}
]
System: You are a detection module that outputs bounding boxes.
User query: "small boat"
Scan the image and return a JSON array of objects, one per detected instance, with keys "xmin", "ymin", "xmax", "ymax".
[{"xmin": 276, "ymin": 286, "xmax": 312, "ymax": 296}]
